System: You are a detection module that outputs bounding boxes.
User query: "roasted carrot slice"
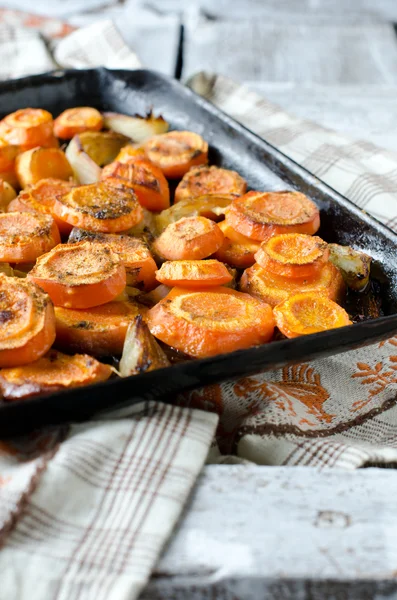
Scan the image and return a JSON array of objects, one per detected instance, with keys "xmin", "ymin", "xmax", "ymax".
[
  {"xmin": 115, "ymin": 144, "xmax": 146, "ymax": 163},
  {"xmin": 101, "ymin": 158, "xmax": 170, "ymax": 211},
  {"xmin": 54, "ymin": 301, "xmax": 140, "ymax": 356},
  {"xmin": 0, "ymin": 108, "xmax": 53, "ymax": 149},
  {"xmin": 51, "ymin": 178, "xmax": 143, "ymax": 233},
  {"xmin": 156, "ymin": 260, "xmax": 232, "ymax": 288},
  {"xmin": 8, "ymin": 178, "xmax": 76, "ymax": 236},
  {"xmin": 53, "ymin": 107, "xmax": 103, "ymax": 139},
  {"xmin": 174, "ymin": 165, "xmax": 247, "ymax": 203},
  {"xmin": 226, "ymin": 191, "xmax": 320, "ymax": 241},
  {"xmin": 153, "ymin": 216, "xmax": 224, "ymax": 261},
  {"xmin": 240, "ymin": 262, "xmax": 345, "ymax": 308},
  {"xmin": 0, "ymin": 212, "xmax": 60, "ymax": 263},
  {"xmin": 0, "ymin": 179, "xmax": 16, "ymax": 212},
  {"xmin": 0, "ymin": 144, "xmax": 20, "ymax": 188},
  {"xmin": 0, "ymin": 274, "xmax": 55, "ymax": 367},
  {"xmin": 27, "ymin": 241, "xmax": 126, "ymax": 309},
  {"xmin": 15, "ymin": 147, "xmax": 73, "ymax": 189},
  {"xmin": 0, "ymin": 349, "xmax": 112, "ymax": 400},
  {"xmin": 68, "ymin": 228, "xmax": 157, "ymax": 290},
  {"xmin": 255, "ymin": 234, "xmax": 329, "ymax": 279},
  {"xmin": 213, "ymin": 237, "xmax": 259, "ymax": 269},
  {"xmin": 274, "ymin": 293, "xmax": 352, "ymax": 338},
  {"xmin": 155, "ymin": 194, "xmax": 233, "ymax": 233},
  {"xmin": 147, "ymin": 286, "xmax": 274, "ymax": 358},
  {"xmin": 217, "ymin": 219, "xmax": 257, "ymax": 245},
  {"xmin": 145, "ymin": 131, "xmax": 208, "ymax": 178}
]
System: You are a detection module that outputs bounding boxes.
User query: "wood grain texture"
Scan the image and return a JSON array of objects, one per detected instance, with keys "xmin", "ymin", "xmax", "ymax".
[{"xmin": 142, "ymin": 465, "xmax": 397, "ymax": 598}]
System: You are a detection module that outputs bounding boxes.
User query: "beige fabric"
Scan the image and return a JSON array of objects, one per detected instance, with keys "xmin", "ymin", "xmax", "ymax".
[{"xmin": 185, "ymin": 72, "xmax": 397, "ymax": 469}]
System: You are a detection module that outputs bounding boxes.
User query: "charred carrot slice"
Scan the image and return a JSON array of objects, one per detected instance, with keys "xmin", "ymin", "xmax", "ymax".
[
  {"xmin": 53, "ymin": 107, "xmax": 103, "ymax": 139},
  {"xmin": 101, "ymin": 158, "xmax": 170, "ymax": 211},
  {"xmin": 174, "ymin": 165, "xmax": 247, "ymax": 203},
  {"xmin": 0, "ymin": 108, "xmax": 53, "ymax": 149},
  {"xmin": 226, "ymin": 191, "xmax": 320, "ymax": 241},
  {"xmin": 274, "ymin": 292, "xmax": 352, "ymax": 338},
  {"xmin": 8, "ymin": 178, "xmax": 76, "ymax": 236},
  {"xmin": 147, "ymin": 286, "xmax": 274, "ymax": 358},
  {"xmin": 114, "ymin": 144, "xmax": 146, "ymax": 163},
  {"xmin": 0, "ymin": 349, "xmax": 112, "ymax": 400},
  {"xmin": 255, "ymin": 234, "xmax": 329, "ymax": 279},
  {"xmin": 51, "ymin": 178, "xmax": 143, "ymax": 233},
  {"xmin": 54, "ymin": 301, "xmax": 140, "ymax": 356},
  {"xmin": 156, "ymin": 260, "xmax": 232, "ymax": 288},
  {"xmin": 27, "ymin": 241, "xmax": 126, "ymax": 309},
  {"xmin": 153, "ymin": 216, "xmax": 224, "ymax": 261},
  {"xmin": 68, "ymin": 228, "xmax": 157, "ymax": 290},
  {"xmin": 15, "ymin": 147, "xmax": 73, "ymax": 189},
  {"xmin": 145, "ymin": 131, "xmax": 208, "ymax": 178},
  {"xmin": 0, "ymin": 212, "xmax": 60, "ymax": 263},
  {"xmin": 240, "ymin": 262, "xmax": 345, "ymax": 308},
  {"xmin": 0, "ymin": 274, "xmax": 55, "ymax": 367}
]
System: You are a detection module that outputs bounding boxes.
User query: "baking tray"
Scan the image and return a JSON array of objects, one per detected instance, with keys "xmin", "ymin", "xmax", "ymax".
[{"xmin": 1, "ymin": 67, "xmax": 397, "ymax": 438}]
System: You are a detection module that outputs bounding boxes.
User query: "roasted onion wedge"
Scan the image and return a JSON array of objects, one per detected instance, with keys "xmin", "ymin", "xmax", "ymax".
[
  {"xmin": 102, "ymin": 111, "xmax": 169, "ymax": 142},
  {"xmin": 119, "ymin": 315, "xmax": 170, "ymax": 377},
  {"xmin": 328, "ymin": 244, "xmax": 371, "ymax": 292},
  {"xmin": 155, "ymin": 194, "xmax": 234, "ymax": 233}
]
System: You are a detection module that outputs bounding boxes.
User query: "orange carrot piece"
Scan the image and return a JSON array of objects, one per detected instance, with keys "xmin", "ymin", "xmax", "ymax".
[
  {"xmin": 153, "ymin": 216, "xmax": 224, "ymax": 261},
  {"xmin": 0, "ymin": 350, "xmax": 112, "ymax": 400},
  {"xmin": 101, "ymin": 158, "xmax": 170, "ymax": 211},
  {"xmin": 27, "ymin": 241, "xmax": 126, "ymax": 309},
  {"xmin": 155, "ymin": 260, "xmax": 232, "ymax": 288},
  {"xmin": 114, "ymin": 144, "xmax": 146, "ymax": 163},
  {"xmin": 8, "ymin": 178, "xmax": 76, "ymax": 236},
  {"xmin": 254, "ymin": 233, "xmax": 329, "ymax": 279},
  {"xmin": 213, "ymin": 237, "xmax": 259, "ymax": 269},
  {"xmin": 51, "ymin": 178, "xmax": 144, "ymax": 233},
  {"xmin": 273, "ymin": 292, "xmax": 352, "ymax": 338},
  {"xmin": 68, "ymin": 228, "xmax": 158, "ymax": 290},
  {"xmin": 0, "ymin": 108, "xmax": 53, "ymax": 149},
  {"xmin": 217, "ymin": 219, "xmax": 257, "ymax": 245},
  {"xmin": 147, "ymin": 286, "xmax": 274, "ymax": 358},
  {"xmin": 0, "ymin": 212, "xmax": 60, "ymax": 263},
  {"xmin": 15, "ymin": 147, "xmax": 73, "ymax": 189},
  {"xmin": 53, "ymin": 107, "xmax": 103, "ymax": 139},
  {"xmin": 226, "ymin": 191, "xmax": 320, "ymax": 241},
  {"xmin": 145, "ymin": 131, "xmax": 208, "ymax": 178},
  {"xmin": 174, "ymin": 165, "xmax": 247, "ymax": 203},
  {"xmin": 0, "ymin": 274, "xmax": 55, "ymax": 367},
  {"xmin": 55, "ymin": 301, "xmax": 140, "ymax": 356},
  {"xmin": 239, "ymin": 262, "xmax": 345, "ymax": 308}
]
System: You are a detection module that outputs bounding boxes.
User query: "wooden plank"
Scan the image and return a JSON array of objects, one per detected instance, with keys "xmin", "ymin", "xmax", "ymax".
[
  {"xmin": 182, "ymin": 19, "xmax": 397, "ymax": 84},
  {"xmin": 142, "ymin": 466, "xmax": 397, "ymax": 598}
]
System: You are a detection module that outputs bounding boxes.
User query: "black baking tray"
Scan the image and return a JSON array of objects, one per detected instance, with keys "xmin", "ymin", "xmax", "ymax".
[{"xmin": 1, "ymin": 67, "xmax": 397, "ymax": 438}]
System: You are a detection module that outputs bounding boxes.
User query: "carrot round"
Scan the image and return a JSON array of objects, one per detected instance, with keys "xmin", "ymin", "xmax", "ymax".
[
  {"xmin": 0, "ymin": 108, "xmax": 53, "ymax": 149},
  {"xmin": 15, "ymin": 147, "xmax": 73, "ymax": 189},
  {"xmin": 68, "ymin": 229, "xmax": 157, "ymax": 290},
  {"xmin": 0, "ymin": 349, "xmax": 112, "ymax": 400},
  {"xmin": 51, "ymin": 178, "xmax": 144, "ymax": 233},
  {"xmin": 213, "ymin": 237, "xmax": 259, "ymax": 269},
  {"xmin": 101, "ymin": 158, "xmax": 170, "ymax": 211},
  {"xmin": 0, "ymin": 274, "xmax": 55, "ymax": 367},
  {"xmin": 0, "ymin": 144, "xmax": 20, "ymax": 188},
  {"xmin": 274, "ymin": 292, "xmax": 352, "ymax": 338},
  {"xmin": 53, "ymin": 107, "xmax": 103, "ymax": 139},
  {"xmin": 156, "ymin": 260, "xmax": 232, "ymax": 288},
  {"xmin": 115, "ymin": 144, "xmax": 146, "ymax": 163},
  {"xmin": 8, "ymin": 178, "xmax": 76, "ymax": 236},
  {"xmin": 147, "ymin": 286, "xmax": 274, "ymax": 358},
  {"xmin": 153, "ymin": 216, "xmax": 224, "ymax": 261},
  {"xmin": 255, "ymin": 233, "xmax": 329, "ymax": 279},
  {"xmin": 145, "ymin": 131, "xmax": 208, "ymax": 178},
  {"xmin": 0, "ymin": 212, "xmax": 60, "ymax": 263},
  {"xmin": 174, "ymin": 165, "xmax": 247, "ymax": 203},
  {"xmin": 240, "ymin": 262, "xmax": 345, "ymax": 308},
  {"xmin": 55, "ymin": 301, "xmax": 140, "ymax": 356},
  {"xmin": 226, "ymin": 191, "xmax": 320, "ymax": 241},
  {"xmin": 27, "ymin": 241, "xmax": 126, "ymax": 309}
]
